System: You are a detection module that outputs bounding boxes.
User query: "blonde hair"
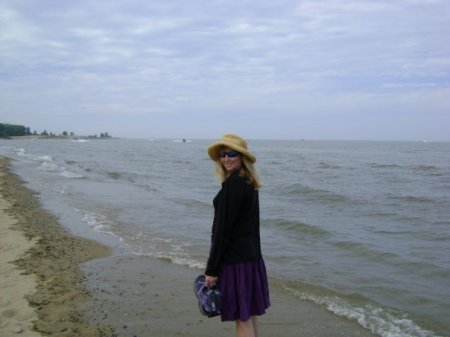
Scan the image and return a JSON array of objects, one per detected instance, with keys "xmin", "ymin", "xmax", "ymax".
[{"xmin": 214, "ymin": 155, "xmax": 262, "ymax": 189}]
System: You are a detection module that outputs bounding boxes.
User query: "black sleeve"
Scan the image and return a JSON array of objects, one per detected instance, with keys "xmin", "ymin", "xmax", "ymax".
[{"xmin": 205, "ymin": 176, "xmax": 245, "ymax": 276}]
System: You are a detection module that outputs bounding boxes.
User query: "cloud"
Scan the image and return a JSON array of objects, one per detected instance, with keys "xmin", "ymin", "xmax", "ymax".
[{"xmin": 0, "ymin": 0, "xmax": 449, "ymax": 140}]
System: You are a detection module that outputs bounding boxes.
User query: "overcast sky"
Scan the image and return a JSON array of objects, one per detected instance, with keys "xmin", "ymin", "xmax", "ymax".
[{"xmin": 1, "ymin": 0, "xmax": 449, "ymax": 140}]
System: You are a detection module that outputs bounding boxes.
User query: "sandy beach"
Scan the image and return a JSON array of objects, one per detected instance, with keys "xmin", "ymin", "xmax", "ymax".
[
  {"xmin": 1, "ymin": 154, "xmax": 379, "ymax": 337},
  {"xmin": 0, "ymin": 157, "xmax": 111, "ymax": 337},
  {"xmin": 0, "ymin": 166, "xmax": 40, "ymax": 337}
]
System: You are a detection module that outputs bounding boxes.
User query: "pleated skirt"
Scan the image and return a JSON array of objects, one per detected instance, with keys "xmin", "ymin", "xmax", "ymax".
[{"xmin": 217, "ymin": 257, "xmax": 270, "ymax": 322}]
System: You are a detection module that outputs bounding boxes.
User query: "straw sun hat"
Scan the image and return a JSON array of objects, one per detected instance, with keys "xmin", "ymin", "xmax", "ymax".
[{"xmin": 207, "ymin": 134, "xmax": 256, "ymax": 163}]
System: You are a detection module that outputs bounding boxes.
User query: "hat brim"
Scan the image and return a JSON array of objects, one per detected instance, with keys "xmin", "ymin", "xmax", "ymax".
[{"xmin": 208, "ymin": 141, "xmax": 256, "ymax": 163}]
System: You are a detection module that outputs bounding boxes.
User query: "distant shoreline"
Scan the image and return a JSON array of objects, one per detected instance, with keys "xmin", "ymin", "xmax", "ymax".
[{"xmin": 7, "ymin": 135, "xmax": 118, "ymax": 140}]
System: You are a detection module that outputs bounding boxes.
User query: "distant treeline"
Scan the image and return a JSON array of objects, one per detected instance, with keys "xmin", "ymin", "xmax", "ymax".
[
  {"xmin": 1, "ymin": 122, "xmax": 112, "ymax": 139},
  {"xmin": 0, "ymin": 123, "xmax": 31, "ymax": 138}
]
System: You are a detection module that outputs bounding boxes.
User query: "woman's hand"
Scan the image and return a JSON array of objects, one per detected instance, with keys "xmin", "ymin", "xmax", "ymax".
[{"xmin": 205, "ymin": 275, "xmax": 218, "ymax": 288}]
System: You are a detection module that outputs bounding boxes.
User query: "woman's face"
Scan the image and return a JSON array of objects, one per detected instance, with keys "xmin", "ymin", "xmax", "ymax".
[{"xmin": 220, "ymin": 147, "xmax": 242, "ymax": 174}]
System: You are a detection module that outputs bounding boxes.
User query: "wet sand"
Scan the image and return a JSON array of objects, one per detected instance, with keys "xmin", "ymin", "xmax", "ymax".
[
  {"xmin": 82, "ymin": 253, "xmax": 379, "ymax": 337},
  {"xmin": 1, "ymin": 155, "xmax": 378, "ymax": 337}
]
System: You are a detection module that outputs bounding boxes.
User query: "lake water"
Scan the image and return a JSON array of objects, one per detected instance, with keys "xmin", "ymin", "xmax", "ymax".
[{"xmin": 1, "ymin": 138, "xmax": 449, "ymax": 337}]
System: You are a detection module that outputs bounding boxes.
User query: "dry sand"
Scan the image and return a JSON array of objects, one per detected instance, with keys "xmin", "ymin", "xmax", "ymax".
[
  {"xmin": 0, "ymin": 174, "xmax": 40, "ymax": 337},
  {"xmin": 0, "ymin": 157, "xmax": 112, "ymax": 337}
]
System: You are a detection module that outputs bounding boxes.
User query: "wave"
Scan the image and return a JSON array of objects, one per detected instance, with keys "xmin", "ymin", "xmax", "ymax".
[
  {"xmin": 412, "ymin": 165, "xmax": 440, "ymax": 172},
  {"xmin": 280, "ymin": 280, "xmax": 443, "ymax": 337},
  {"xmin": 333, "ymin": 240, "xmax": 401, "ymax": 262},
  {"xmin": 137, "ymin": 252, "xmax": 205, "ymax": 270},
  {"xmin": 123, "ymin": 232, "xmax": 205, "ymax": 269},
  {"xmin": 101, "ymin": 170, "xmax": 160, "ymax": 188},
  {"xmin": 90, "ymin": 169, "xmax": 145, "ymax": 185},
  {"xmin": 107, "ymin": 171, "xmax": 122, "ymax": 179},
  {"xmin": 173, "ymin": 197, "xmax": 211, "ymax": 209},
  {"xmin": 332, "ymin": 240, "xmax": 449, "ymax": 279},
  {"xmin": 368, "ymin": 163, "xmax": 403, "ymax": 169},
  {"xmin": 369, "ymin": 162, "xmax": 443, "ymax": 176},
  {"xmin": 15, "ymin": 147, "xmax": 27, "ymax": 157},
  {"xmin": 264, "ymin": 218, "xmax": 331, "ymax": 238},
  {"xmin": 282, "ymin": 183, "xmax": 351, "ymax": 203},
  {"xmin": 318, "ymin": 161, "xmax": 341, "ymax": 169},
  {"xmin": 373, "ymin": 225, "xmax": 450, "ymax": 243},
  {"xmin": 302, "ymin": 292, "xmax": 440, "ymax": 337},
  {"xmin": 7, "ymin": 146, "xmax": 85, "ymax": 179},
  {"xmin": 387, "ymin": 194, "xmax": 435, "ymax": 204},
  {"xmin": 39, "ymin": 160, "xmax": 59, "ymax": 172},
  {"xmin": 60, "ymin": 170, "xmax": 84, "ymax": 179},
  {"xmin": 38, "ymin": 159, "xmax": 84, "ymax": 179},
  {"xmin": 80, "ymin": 210, "xmax": 113, "ymax": 233},
  {"xmin": 14, "ymin": 146, "xmax": 52, "ymax": 164}
]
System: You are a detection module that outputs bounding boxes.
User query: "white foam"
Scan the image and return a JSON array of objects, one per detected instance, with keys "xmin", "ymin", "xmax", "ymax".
[
  {"xmin": 126, "ymin": 234, "xmax": 205, "ymax": 269},
  {"xmin": 39, "ymin": 161, "xmax": 59, "ymax": 172},
  {"xmin": 15, "ymin": 148, "xmax": 26, "ymax": 156},
  {"xmin": 81, "ymin": 211, "xmax": 111, "ymax": 232},
  {"xmin": 290, "ymin": 289, "xmax": 441, "ymax": 337},
  {"xmin": 8, "ymin": 147, "xmax": 56, "ymax": 166},
  {"xmin": 46, "ymin": 183, "xmax": 68, "ymax": 194},
  {"xmin": 16, "ymin": 151, "xmax": 84, "ymax": 178},
  {"xmin": 38, "ymin": 155, "xmax": 53, "ymax": 161},
  {"xmin": 60, "ymin": 170, "xmax": 84, "ymax": 179},
  {"xmin": 132, "ymin": 250, "xmax": 205, "ymax": 270},
  {"xmin": 156, "ymin": 253, "xmax": 205, "ymax": 269}
]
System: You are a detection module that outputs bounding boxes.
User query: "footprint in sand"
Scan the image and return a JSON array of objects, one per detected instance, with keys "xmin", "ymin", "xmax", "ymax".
[
  {"xmin": 10, "ymin": 323, "xmax": 24, "ymax": 333},
  {"xmin": 1, "ymin": 309, "xmax": 16, "ymax": 318}
]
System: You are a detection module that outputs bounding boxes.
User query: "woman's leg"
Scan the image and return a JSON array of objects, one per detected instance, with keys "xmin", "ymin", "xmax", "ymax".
[
  {"xmin": 236, "ymin": 318, "xmax": 256, "ymax": 337},
  {"xmin": 251, "ymin": 316, "xmax": 259, "ymax": 337}
]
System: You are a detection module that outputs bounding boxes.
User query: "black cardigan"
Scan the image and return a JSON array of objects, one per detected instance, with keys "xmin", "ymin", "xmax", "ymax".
[{"xmin": 205, "ymin": 171, "xmax": 262, "ymax": 276}]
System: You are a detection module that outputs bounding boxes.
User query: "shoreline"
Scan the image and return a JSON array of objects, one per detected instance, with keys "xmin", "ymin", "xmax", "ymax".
[
  {"xmin": 0, "ymin": 156, "xmax": 112, "ymax": 337},
  {"xmin": 6, "ymin": 136, "xmax": 118, "ymax": 141},
  {"xmin": 0, "ymin": 154, "xmax": 380, "ymax": 337}
]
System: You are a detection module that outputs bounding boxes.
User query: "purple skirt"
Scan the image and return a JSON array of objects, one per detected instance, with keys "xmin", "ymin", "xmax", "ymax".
[{"xmin": 217, "ymin": 258, "xmax": 270, "ymax": 322}]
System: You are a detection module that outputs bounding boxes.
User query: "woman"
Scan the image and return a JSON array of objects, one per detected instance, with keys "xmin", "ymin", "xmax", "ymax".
[{"xmin": 205, "ymin": 134, "xmax": 270, "ymax": 337}]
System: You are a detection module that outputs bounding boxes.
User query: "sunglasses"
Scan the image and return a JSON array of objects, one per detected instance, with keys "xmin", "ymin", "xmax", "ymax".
[{"xmin": 219, "ymin": 150, "xmax": 240, "ymax": 158}]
